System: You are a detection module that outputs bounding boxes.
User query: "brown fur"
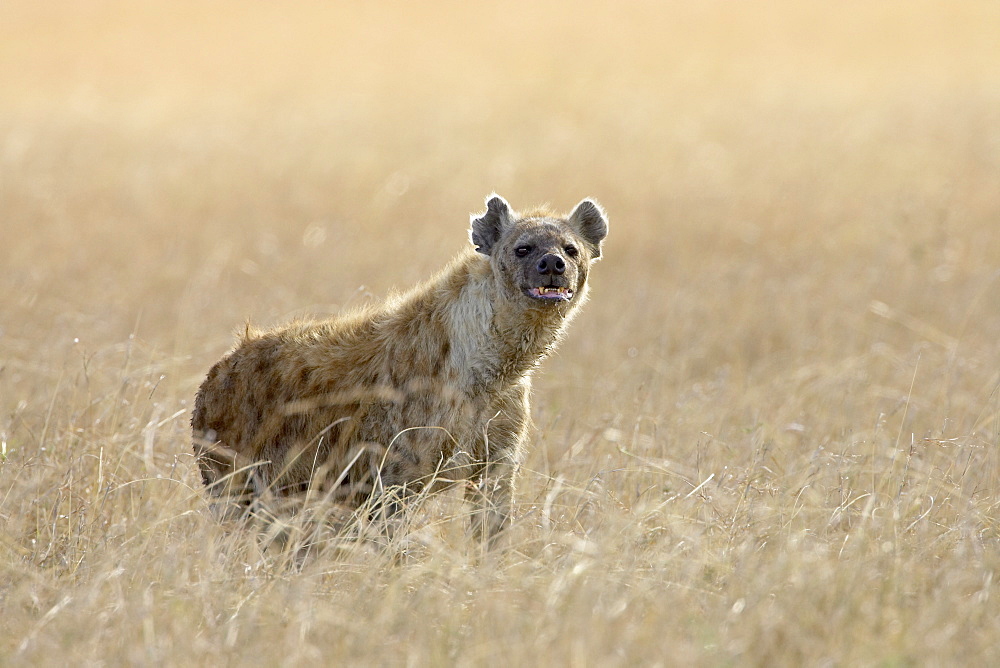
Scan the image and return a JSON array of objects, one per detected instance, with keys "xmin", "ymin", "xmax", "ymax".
[{"xmin": 191, "ymin": 194, "xmax": 609, "ymax": 541}]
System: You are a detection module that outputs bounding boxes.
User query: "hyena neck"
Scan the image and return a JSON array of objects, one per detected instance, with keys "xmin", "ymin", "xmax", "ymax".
[{"xmin": 442, "ymin": 254, "xmax": 575, "ymax": 394}]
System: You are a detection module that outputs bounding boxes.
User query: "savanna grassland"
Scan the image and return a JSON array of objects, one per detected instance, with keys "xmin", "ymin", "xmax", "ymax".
[{"xmin": 3, "ymin": 1, "xmax": 1000, "ymax": 665}]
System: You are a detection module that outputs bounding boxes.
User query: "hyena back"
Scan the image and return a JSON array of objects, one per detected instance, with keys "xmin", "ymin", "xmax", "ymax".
[{"xmin": 191, "ymin": 194, "xmax": 608, "ymax": 541}]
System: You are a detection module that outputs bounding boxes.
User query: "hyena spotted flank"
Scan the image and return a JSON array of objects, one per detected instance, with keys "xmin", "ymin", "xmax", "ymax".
[{"xmin": 191, "ymin": 194, "xmax": 609, "ymax": 542}]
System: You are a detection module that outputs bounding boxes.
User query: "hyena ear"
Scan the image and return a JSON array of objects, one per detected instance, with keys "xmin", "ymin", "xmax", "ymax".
[
  {"xmin": 469, "ymin": 193, "xmax": 514, "ymax": 256},
  {"xmin": 568, "ymin": 198, "xmax": 609, "ymax": 259}
]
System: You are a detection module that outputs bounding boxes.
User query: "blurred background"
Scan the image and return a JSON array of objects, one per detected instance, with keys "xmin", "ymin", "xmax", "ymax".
[
  {"xmin": 4, "ymin": 0, "xmax": 1000, "ymax": 489},
  {"xmin": 4, "ymin": 0, "xmax": 1000, "ymax": 472}
]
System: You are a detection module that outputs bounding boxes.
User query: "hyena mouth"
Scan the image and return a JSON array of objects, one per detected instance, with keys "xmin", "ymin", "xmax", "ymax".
[{"xmin": 525, "ymin": 286, "xmax": 574, "ymax": 302}]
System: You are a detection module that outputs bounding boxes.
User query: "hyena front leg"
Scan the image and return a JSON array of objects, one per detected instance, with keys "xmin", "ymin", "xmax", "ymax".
[
  {"xmin": 466, "ymin": 454, "xmax": 518, "ymax": 545},
  {"xmin": 466, "ymin": 388, "xmax": 530, "ymax": 546}
]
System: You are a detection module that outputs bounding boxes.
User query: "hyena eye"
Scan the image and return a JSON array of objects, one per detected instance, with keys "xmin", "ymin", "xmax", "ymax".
[
  {"xmin": 514, "ymin": 245, "xmax": 532, "ymax": 257},
  {"xmin": 564, "ymin": 245, "xmax": 579, "ymax": 257}
]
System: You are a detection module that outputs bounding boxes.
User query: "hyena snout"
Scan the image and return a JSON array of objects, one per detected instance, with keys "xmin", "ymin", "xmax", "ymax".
[
  {"xmin": 536, "ymin": 253, "xmax": 566, "ymax": 276},
  {"xmin": 521, "ymin": 250, "xmax": 576, "ymax": 302}
]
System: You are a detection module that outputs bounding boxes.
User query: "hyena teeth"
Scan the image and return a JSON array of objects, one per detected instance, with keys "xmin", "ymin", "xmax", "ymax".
[{"xmin": 528, "ymin": 286, "xmax": 574, "ymax": 299}]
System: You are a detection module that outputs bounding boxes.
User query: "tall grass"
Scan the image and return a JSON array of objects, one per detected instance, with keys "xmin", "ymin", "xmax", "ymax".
[{"xmin": 2, "ymin": 1, "xmax": 1000, "ymax": 664}]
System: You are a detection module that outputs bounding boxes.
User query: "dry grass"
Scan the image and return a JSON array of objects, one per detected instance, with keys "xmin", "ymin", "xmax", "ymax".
[{"xmin": 3, "ymin": 0, "xmax": 1000, "ymax": 664}]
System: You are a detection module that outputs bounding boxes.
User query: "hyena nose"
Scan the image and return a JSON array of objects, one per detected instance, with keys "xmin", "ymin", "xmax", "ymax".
[{"xmin": 536, "ymin": 254, "xmax": 565, "ymax": 276}]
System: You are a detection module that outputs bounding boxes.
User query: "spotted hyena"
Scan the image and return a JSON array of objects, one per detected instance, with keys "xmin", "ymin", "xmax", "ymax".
[{"xmin": 191, "ymin": 194, "xmax": 609, "ymax": 542}]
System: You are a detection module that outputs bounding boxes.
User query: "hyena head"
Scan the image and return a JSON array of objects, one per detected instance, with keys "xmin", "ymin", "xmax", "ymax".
[{"xmin": 470, "ymin": 194, "xmax": 609, "ymax": 311}]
